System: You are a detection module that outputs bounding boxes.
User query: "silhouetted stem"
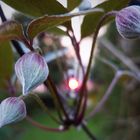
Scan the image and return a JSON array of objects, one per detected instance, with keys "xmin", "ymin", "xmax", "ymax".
[
  {"xmin": 81, "ymin": 123, "xmax": 97, "ymax": 140},
  {"xmin": 67, "ymin": 29, "xmax": 85, "ymax": 76},
  {"xmin": 44, "ymin": 76, "xmax": 69, "ymax": 121},
  {"xmin": 75, "ymin": 11, "xmax": 118, "ymax": 124},
  {"xmin": 0, "ymin": 5, "xmax": 25, "ymax": 56}
]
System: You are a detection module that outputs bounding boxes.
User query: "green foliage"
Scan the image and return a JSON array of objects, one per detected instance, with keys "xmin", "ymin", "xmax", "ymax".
[
  {"xmin": 0, "ymin": 42, "xmax": 14, "ymax": 88},
  {"xmin": 27, "ymin": 15, "xmax": 71, "ymax": 40},
  {"xmin": 67, "ymin": 0, "xmax": 82, "ymax": 11},
  {"xmin": 2, "ymin": 0, "xmax": 67, "ymax": 17},
  {"xmin": 0, "ymin": 21, "xmax": 24, "ymax": 41},
  {"xmin": 81, "ymin": 0, "xmax": 129, "ymax": 38},
  {"xmin": 27, "ymin": 8, "xmax": 103, "ymax": 40}
]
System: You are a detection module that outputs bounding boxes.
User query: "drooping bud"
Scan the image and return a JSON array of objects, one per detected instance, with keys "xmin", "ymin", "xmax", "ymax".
[
  {"xmin": 15, "ymin": 52, "xmax": 49, "ymax": 95},
  {"xmin": 0, "ymin": 97, "xmax": 26, "ymax": 128},
  {"xmin": 115, "ymin": 6, "xmax": 140, "ymax": 39}
]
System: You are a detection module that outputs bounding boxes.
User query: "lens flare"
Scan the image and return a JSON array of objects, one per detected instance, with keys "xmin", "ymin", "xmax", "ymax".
[{"xmin": 68, "ymin": 78, "xmax": 79, "ymax": 90}]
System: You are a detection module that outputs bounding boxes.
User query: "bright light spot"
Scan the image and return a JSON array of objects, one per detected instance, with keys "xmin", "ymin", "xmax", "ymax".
[{"xmin": 68, "ymin": 78, "xmax": 79, "ymax": 90}]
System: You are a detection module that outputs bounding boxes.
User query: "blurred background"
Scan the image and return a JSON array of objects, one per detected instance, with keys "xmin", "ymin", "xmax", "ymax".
[{"xmin": 0, "ymin": 0, "xmax": 140, "ymax": 140}]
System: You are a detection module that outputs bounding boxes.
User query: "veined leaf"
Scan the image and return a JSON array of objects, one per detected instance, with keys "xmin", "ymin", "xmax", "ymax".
[
  {"xmin": 27, "ymin": 8, "xmax": 103, "ymax": 40},
  {"xmin": 81, "ymin": 0, "xmax": 129, "ymax": 38},
  {"xmin": 0, "ymin": 21, "xmax": 24, "ymax": 41},
  {"xmin": 2, "ymin": 0, "xmax": 67, "ymax": 17}
]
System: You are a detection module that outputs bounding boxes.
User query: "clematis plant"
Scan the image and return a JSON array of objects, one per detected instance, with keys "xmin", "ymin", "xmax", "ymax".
[{"xmin": 0, "ymin": 0, "xmax": 139, "ymax": 140}]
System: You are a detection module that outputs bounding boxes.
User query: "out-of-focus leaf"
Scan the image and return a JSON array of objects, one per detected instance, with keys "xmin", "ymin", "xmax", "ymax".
[
  {"xmin": 67, "ymin": 0, "xmax": 82, "ymax": 11},
  {"xmin": 0, "ymin": 42, "xmax": 14, "ymax": 88},
  {"xmin": 81, "ymin": 0, "xmax": 129, "ymax": 38},
  {"xmin": 81, "ymin": 12, "xmax": 103, "ymax": 38},
  {"xmin": 27, "ymin": 8, "xmax": 103, "ymax": 40},
  {"xmin": 0, "ymin": 21, "xmax": 24, "ymax": 41},
  {"xmin": 47, "ymin": 27, "xmax": 66, "ymax": 35},
  {"xmin": 2, "ymin": 0, "xmax": 67, "ymax": 17}
]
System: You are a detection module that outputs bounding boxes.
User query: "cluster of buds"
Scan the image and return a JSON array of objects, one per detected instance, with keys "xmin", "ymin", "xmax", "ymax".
[
  {"xmin": 115, "ymin": 5, "xmax": 140, "ymax": 39},
  {"xmin": 0, "ymin": 52, "xmax": 49, "ymax": 127}
]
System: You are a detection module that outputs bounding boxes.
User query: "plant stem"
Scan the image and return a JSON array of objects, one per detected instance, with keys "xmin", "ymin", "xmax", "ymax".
[
  {"xmin": 100, "ymin": 38, "xmax": 140, "ymax": 79},
  {"xmin": 29, "ymin": 94, "xmax": 61, "ymax": 124},
  {"xmin": 44, "ymin": 76, "xmax": 69, "ymax": 121},
  {"xmin": 86, "ymin": 70, "xmax": 137, "ymax": 120},
  {"xmin": 0, "ymin": 5, "xmax": 6, "ymax": 21},
  {"xmin": 81, "ymin": 123, "xmax": 97, "ymax": 140},
  {"xmin": 26, "ymin": 116, "xmax": 68, "ymax": 132},
  {"xmin": 81, "ymin": 11, "xmax": 117, "ymax": 93},
  {"xmin": 0, "ymin": 4, "xmax": 25, "ymax": 56},
  {"xmin": 75, "ymin": 11, "xmax": 117, "ymax": 124},
  {"xmin": 67, "ymin": 30, "xmax": 85, "ymax": 76}
]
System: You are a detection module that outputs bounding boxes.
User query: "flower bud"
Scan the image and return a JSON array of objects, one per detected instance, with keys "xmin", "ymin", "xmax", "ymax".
[
  {"xmin": 15, "ymin": 52, "xmax": 49, "ymax": 95},
  {"xmin": 0, "ymin": 97, "xmax": 26, "ymax": 128},
  {"xmin": 115, "ymin": 6, "xmax": 140, "ymax": 39}
]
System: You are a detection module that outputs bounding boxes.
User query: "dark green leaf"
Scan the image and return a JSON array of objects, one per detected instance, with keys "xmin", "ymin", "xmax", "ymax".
[
  {"xmin": 0, "ymin": 42, "xmax": 14, "ymax": 88},
  {"xmin": 81, "ymin": 0, "xmax": 129, "ymax": 38},
  {"xmin": 0, "ymin": 21, "xmax": 24, "ymax": 41},
  {"xmin": 27, "ymin": 8, "xmax": 103, "ymax": 40},
  {"xmin": 67, "ymin": 0, "xmax": 82, "ymax": 11},
  {"xmin": 2, "ymin": 0, "xmax": 67, "ymax": 17}
]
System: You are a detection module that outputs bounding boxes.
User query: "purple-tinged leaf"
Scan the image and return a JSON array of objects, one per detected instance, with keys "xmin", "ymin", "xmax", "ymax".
[{"xmin": 0, "ymin": 21, "xmax": 24, "ymax": 41}]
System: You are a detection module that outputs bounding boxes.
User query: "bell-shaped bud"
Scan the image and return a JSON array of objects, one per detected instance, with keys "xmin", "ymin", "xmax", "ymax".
[
  {"xmin": 15, "ymin": 52, "xmax": 49, "ymax": 95},
  {"xmin": 115, "ymin": 6, "xmax": 140, "ymax": 39},
  {"xmin": 0, "ymin": 97, "xmax": 26, "ymax": 128}
]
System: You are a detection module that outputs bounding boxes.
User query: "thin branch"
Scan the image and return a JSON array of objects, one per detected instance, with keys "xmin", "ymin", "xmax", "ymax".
[
  {"xmin": 100, "ymin": 38, "xmax": 140, "ymax": 79},
  {"xmin": 26, "ymin": 116, "xmax": 68, "ymax": 132},
  {"xmin": 97, "ymin": 56, "xmax": 118, "ymax": 72},
  {"xmin": 75, "ymin": 11, "xmax": 118, "ymax": 123},
  {"xmin": 81, "ymin": 123, "xmax": 97, "ymax": 140},
  {"xmin": 86, "ymin": 70, "xmax": 138, "ymax": 120},
  {"xmin": 67, "ymin": 30, "xmax": 85, "ymax": 76},
  {"xmin": 44, "ymin": 76, "xmax": 69, "ymax": 121},
  {"xmin": 29, "ymin": 94, "xmax": 61, "ymax": 124}
]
